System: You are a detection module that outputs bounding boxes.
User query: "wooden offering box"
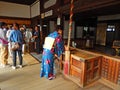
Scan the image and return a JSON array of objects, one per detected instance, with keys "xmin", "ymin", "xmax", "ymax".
[{"xmin": 69, "ymin": 49, "xmax": 102, "ymax": 87}]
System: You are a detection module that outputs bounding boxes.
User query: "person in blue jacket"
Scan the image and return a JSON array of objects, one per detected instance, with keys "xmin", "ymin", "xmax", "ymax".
[{"xmin": 9, "ymin": 23, "xmax": 23, "ymax": 69}]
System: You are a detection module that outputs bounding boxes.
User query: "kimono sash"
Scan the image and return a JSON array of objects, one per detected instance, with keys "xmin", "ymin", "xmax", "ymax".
[{"xmin": 43, "ymin": 37, "xmax": 55, "ymax": 50}]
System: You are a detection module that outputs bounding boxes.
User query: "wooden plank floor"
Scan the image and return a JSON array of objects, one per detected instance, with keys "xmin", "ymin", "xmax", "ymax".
[
  {"xmin": 0, "ymin": 64, "xmax": 80, "ymax": 90},
  {"xmin": 0, "ymin": 53, "xmax": 113, "ymax": 90}
]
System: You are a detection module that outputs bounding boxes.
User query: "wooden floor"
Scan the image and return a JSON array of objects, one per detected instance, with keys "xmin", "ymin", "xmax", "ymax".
[{"xmin": 0, "ymin": 53, "xmax": 113, "ymax": 90}]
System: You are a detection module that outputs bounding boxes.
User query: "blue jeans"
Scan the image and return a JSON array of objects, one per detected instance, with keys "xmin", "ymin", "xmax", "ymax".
[{"xmin": 12, "ymin": 50, "xmax": 22, "ymax": 66}]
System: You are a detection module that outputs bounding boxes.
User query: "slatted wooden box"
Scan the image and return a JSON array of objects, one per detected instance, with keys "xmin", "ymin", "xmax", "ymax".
[
  {"xmin": 101, "ymin": 56, "xmax": 120, "ymax": 85},
  {"xmin": 69, "ymin": 49, "xmax": 102, "ymax": 87}
]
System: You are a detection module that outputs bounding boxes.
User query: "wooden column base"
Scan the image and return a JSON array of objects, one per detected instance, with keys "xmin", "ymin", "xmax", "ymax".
[{"xmin": 64, "ymin": 50, "xmax": 70, "ymax": 75}]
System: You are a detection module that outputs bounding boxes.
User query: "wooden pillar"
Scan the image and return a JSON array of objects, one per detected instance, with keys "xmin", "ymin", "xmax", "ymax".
[{"xmin": 64, "ymin": 0, "xmax": 74, "ymax": 75}]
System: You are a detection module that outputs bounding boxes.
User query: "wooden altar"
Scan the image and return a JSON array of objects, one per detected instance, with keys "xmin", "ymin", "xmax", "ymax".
[{"xmin": 60, "ymin": 47, "xmax": 120, "ymax": 89}]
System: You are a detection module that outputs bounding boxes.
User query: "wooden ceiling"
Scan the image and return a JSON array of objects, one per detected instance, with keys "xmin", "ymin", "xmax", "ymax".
[{"xmin": 0, "ymin": 0, "xmax": 37, "ymax": 5}]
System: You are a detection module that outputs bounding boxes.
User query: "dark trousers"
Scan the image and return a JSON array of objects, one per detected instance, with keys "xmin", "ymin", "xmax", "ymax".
[
  {"xmin": 12, "ymin": 50, "xmax": 23, "ymax": 66},
  {"xmin": 35, "ymin": 41, "xmax": 40, "ymax": 54}
]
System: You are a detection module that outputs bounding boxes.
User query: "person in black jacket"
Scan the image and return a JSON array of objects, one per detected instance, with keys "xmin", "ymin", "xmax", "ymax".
[{"xmin": 33, "ymin": 25, "xmax": 41, "ymax": 54}]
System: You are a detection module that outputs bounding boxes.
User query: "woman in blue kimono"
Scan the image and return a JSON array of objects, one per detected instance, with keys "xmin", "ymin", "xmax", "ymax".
[
  {"xmin": 40, "ymin": 28, "xmax": 64, "ymax": 80},
  {"xmin": 48, "ymin": 28, "xmax": 64, "ymax": 57}
]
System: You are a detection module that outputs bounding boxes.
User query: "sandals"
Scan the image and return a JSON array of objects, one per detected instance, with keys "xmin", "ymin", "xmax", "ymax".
[{"xmin": 48, "ymin": 76, "xmax": 56, "ymax": 80}]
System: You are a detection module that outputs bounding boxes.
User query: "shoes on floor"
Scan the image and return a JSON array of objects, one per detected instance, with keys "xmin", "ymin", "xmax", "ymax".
[
  {"xmin": 52, "ymin": 76, "xmax": 56, "ymax": 79},
  {"xmin": 12, "ymin": 66, "xmax": 16, "ymax": 70},
  {"xmin": 0, "ymin": 63, "xmax": 10, "ymax": 68},
  {"xmin": 12, "ymin": 65, "xmax": 23, "ymax": 69},
  {"xmin": 48, "ymin": 76, "xmax": 56, "ymax": 80},
  {"xmin": 17, "ymin": 65, "xmax": 23, "ymax": 68},
  {"xmin": 48, "ymin": 76, "xmax": 53, "ymax": 80},
  {"xmin": 0, "ymin": 64, "xmax": 5, "ymax": 68}
]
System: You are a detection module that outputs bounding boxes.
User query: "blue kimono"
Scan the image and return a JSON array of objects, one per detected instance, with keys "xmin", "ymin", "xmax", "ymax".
[
  {"xmin": 48, "ymin": 31, "xmax": 64, "ymax": 57},
  {"xmin": 40, "ymin": 31, "xmax": 64, "ymax": 79},
  {"xmin": 40, "ymin": 48, "xmax": 55, "ymax": 78}
]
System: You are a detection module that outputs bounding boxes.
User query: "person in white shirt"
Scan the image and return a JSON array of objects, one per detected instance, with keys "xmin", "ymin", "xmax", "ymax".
[
  {"xmin": 0, "ymin": 22, "xmax": 8, "ymax": 67},
  {"xmin": 6, "ymin": 25, "xmax": 13, "ymax": 57},
  {"xmin": 25, "ymin": 28, "xmax": 32, "ymax": 52}
]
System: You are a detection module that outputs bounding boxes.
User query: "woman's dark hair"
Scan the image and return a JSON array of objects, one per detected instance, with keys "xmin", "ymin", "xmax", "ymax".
[
  {"xmin": 9, "ymin": 25, "xmax": 13, "ymax": 29},
  {"xmin": 35, "ymin": 25, "xmax": 39, "ymax": 31},
  {"xmin": 35, "ymin": 25, "xmax": 39, "ymax": 28},
  {"xmin": 13, "ymin": 23, "xmax": 19, "ymax": 29},
  {"xmin": 0, "ymin": 22, "xmax": 7, "ymax": 28},
  {"xmin": 56, "ymin": 26, "xmax": 62, "ymax": 31}
]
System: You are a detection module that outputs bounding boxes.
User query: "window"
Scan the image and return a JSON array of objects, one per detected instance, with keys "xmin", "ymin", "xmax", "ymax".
[{"xmin": 107, "ymin": 25, "xmax": 115, "ymax": 32}]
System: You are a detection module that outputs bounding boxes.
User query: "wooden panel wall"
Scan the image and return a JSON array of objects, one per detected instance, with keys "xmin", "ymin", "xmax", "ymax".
[{"xmin": 0, "ymin": 17, "xmax": 31, "ymax": 26}]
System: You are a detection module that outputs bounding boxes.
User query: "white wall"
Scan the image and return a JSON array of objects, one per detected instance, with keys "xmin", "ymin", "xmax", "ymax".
[
  {"xmin": 76, "ymin": 26, "xmax": 83, "ymax": 38},
  {"xmin": 0, "ymin": 1, "xmax": 30, "ymax": 18},
  {"xmin": 30, "ymin": 1, "xmax": 40, "ymax": 18},
  {"xmin": 49, "ymin": 21, "xmax": 55, "ymax": 33},
  {"xmin": 63, "ymin": 21, "xmax": 75, "ymax": 39}
]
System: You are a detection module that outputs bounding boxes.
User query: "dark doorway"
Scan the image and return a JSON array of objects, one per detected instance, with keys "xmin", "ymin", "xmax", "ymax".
[{"xmin": 106, "ymin": 25, "xmax": 115, "ymax": 46}]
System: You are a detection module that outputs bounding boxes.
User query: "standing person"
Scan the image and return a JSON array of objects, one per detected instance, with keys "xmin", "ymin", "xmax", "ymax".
[
  {"xmin": 33, "ymin": 25, "xmax": 41, "ymax": 54},
  {"xmin": 29, "ymin": 27, "xmax": 34, "ymax": 36},
  {"xmin": 40, "ymin": 27, "xmax": 64, "ymax": 80},
  {"xmin": 20, "ymin": 26, "xmax": 26, "ymax": 54},
  {"xmin": 0, "ymin": 22, "xmax": 9, "ymax": 67},
  {"xmin": 6, "ymin": 25, "xmax": 13, "ymax": 57},
  {"xmin": 25, "ymin": 28, "xmax": 32, "ymax": 52},
  {"xmin": 9, "ymin": 23, "xmax": 23, "ymax": 69}
]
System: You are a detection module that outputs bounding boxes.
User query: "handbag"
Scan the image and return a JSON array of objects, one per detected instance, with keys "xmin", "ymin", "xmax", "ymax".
[{"xmin": 11, "ymin": 42, "xmax": 20, "ymax": 50}]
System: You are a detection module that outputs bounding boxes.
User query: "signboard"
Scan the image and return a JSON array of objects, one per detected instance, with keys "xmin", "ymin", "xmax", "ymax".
[{"xmin": 44, "ymin": 10, "xmax": 53, "ymax": 17}]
